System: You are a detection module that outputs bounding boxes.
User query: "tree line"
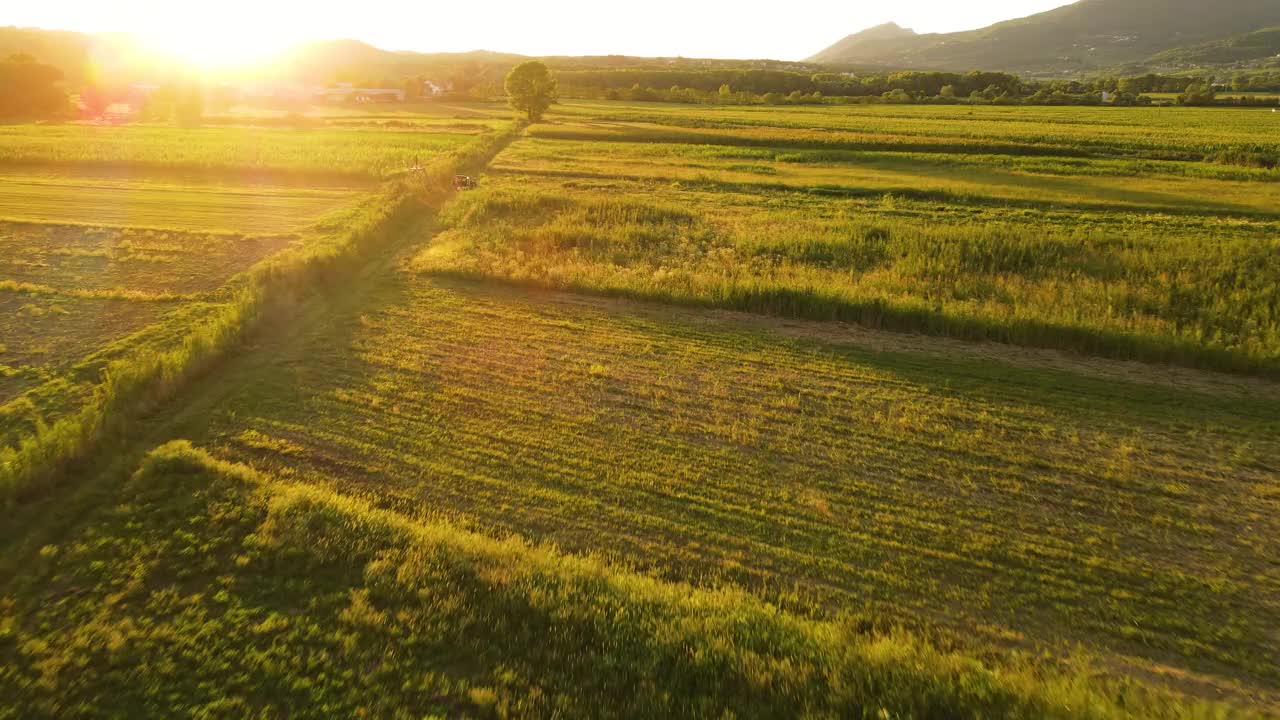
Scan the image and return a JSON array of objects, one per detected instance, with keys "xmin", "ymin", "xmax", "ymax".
[
  {"xmin": 5, "ymin": 49, "xmax": 1279, "ymax": 123},
  {"xmin": 556, "ymin": 68, "xmax": 1280, "ymax": 107}
]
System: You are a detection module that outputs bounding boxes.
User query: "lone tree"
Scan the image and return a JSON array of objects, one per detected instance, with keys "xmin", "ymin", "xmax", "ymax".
[{"xmin": 505, "ymin": 61, "xmax": 557, "ymax": 122}]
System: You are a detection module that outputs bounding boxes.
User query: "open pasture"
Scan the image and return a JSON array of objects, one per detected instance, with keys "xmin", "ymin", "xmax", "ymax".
[
  {"xmin": 501, "ymin": 135, "xmax": 1280, "ymax": 213},
  {"xmin": 0, "ymin": 167, "xmax": 350, "ymax": 399},
  {"xmin": 1, "ymin": 439, "xmax": 1252, "ymax": 719},
  {"xmin": 0, "ymin": 221, "xmax": 295, "ymax": 295},
  {"xmin": 423, "ymin": 170, "xmax": 1280, "ymax": 374},
  {"xmin": 0, "ymin": 173, "xmax": 356, "ymax": 232},
  {"xmin": 0, "ymin": 123, "xmax": 480, "ymax": 180},
  {"xmin": 208, "ymin": 101, "xmax": 515, "ymax": 132},
  {"xmin": 0, "ymin": 218, "xmax": 297, "ymax": 412},
  {"xmin": 0, "ymin": 129, "xmax": 418, "ymax": 444},
  {"xmin": 0, "ymin": 119, "xmax": 499, "ymax": 466},
  {"xmin": 0, "ymin": 290, "xmax": 174, "ymax": 402},
  {"xmin": 1, "ymin": 99, "xmax": 1278, "ymax": 715},
  {"xmin": 549, "ymin": 101, "xmax": 1280, "ymax": 162},
  {"xmin": 144, "ymin": 270, "xmax": 1280, "ymax": 696},
  {"xmin": 417, "ymin": 101, "xmax": 1280, "ymax": 374},
  {"xmin": 516, "ymin": 132, "xmax": 1280, "ymax": 183}
]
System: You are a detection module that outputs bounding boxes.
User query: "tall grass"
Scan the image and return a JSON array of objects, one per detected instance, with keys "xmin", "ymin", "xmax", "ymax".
[
  {"xmin": 0, "ymin": 123, "xmax": 522, "ymax": 505},
  {"xmin": 548, "ymin": 102, "xmax": 1280, "ymax": 164},
  {"xmin": 418, "ymin": 182, "xmax": 1280, "ymax": 375},
  {"xmin": 0, "ymin": 439, "xmax": 1248, "ymax": 718}
]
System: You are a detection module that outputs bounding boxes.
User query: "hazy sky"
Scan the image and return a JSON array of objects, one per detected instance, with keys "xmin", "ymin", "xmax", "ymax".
[{"xmin": 5, "ymin": 1, "xmax": 1077, "ymax": 62}]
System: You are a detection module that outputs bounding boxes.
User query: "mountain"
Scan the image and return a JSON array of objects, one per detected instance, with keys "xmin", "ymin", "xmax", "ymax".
[
  {"xmin": 1139, "ymin": 26, "xmax": 1280, "ymax": 69},
  {"xmin": 810, "ymin": 0, "xmax": 1280, "ymax": 73},
  {"xmin": 274, "ymin": 39, "xmax": 525, "ymax": 83},
  {"xmin": 812, "ymin": 22, "xmax": 918, "ymax": 63}
]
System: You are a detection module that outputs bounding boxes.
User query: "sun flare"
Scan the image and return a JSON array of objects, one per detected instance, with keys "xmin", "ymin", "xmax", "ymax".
[{"xmin": 137, "ymin": 23, "xmax": 284, "ymax": 69}]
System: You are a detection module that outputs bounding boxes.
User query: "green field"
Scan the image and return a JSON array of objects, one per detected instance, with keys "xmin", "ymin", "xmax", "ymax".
[
  {"xmin": 548, "ymin": 102, "xmax": 1280, "ymax": 163},
  {"xmin": 0, "ymin": 120, "xmax": 485, "ymax": 458},
  {"xmin": 0, "ymin": 218, "xmax": 304, "ymax": 412},
  {"xmin": 1, "ymin": 102, "xmax": 1278, "ymax": 717},
  {"xmin": 424, "ymin": 102, "xmax": 1280, "ymax": 374},
  {"xmin": 0, "ymin": 173, "xmax": 357, "ymax": 232},
  {"xmin": 0, "ymin": 122, "xmax": 481, "ymax": 180}
]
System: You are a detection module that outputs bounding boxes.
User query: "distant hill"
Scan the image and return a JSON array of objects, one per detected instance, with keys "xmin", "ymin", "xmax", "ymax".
[
  {"xmin": 810, "ymin": 0, "xmax": 1280, "ymax": 73},
  {"xmin": 0, "ymin": 27, "xmax": 98, "ymax": 85},
  {"xmin": 809, "ymin": 22, "xmax": 919, "ymax": 67},
  {"xmin": 274, "ymin": 39, "xmax": 526, "ymax": 83},
  {"xmin": 1139, "ymin": 26, "xmax": 1280, "ymax": 69},
  {"xmin": 1, "ymin": 27, "xmax": 814, "ymax": 89}
]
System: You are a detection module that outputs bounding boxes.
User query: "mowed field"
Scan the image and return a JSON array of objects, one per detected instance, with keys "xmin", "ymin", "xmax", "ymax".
[
  {"xmin": 0, "ymin": 109, "xmax": 493, "ymax": 448},
  {"xmin": 161, "ymin": 272, "xmax": 1280, "ymax": 683},
  {"xmin": 0, "ymin": 172, "xmax": 357, "ymax": 232},
  {"xmin": 0, "ymin": 121, "xmax": 486, "ymax": 179},
  {"xmin": 1, "ymin": 101, "xmax": 1278, "ymax": 717}
]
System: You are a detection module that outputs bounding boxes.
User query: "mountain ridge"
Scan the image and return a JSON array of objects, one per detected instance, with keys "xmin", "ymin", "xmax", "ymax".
[{"xmin": 810, "ymin": 0, "xmax": 1280, "ymax": 73}]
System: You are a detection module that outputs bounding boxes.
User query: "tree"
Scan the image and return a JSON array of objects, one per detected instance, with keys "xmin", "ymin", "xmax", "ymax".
[
  {"xmin": 882, "ymin": 88, "xmax": 913, "ymax": 104},
  {"xmin": 0, "ymin": 53, "xmax": 68, "ymax": 119},
  {"xmin": 1178, "ymin": 82, "xmax": 1217, "ymax": 106},
  {"xmin": 505, "ymin": 61, "xmax": 558, "ymax": 122}
]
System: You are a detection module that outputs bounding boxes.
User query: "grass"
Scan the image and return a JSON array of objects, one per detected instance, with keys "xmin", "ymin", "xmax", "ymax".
[
  {"xmin": 416, "ymin": 102, "xmax": 1280, "ymax": 375},
  {"xmin": 0, "ymin": 221, "xmax": 296, "ymax": 294},
  {"xmin": 0, "ymin": 124, "xmax": 480, "ymax": 180},
  {"xmin": 0, "ymin": 190, "xmax": 415, "ymax": 502},
  {"xmin": 0, "ymin": 174, "xmax": 359, "ymax": 233},
  {"xmin": 1, "ymin": 440, "xmax": 1244, "ymax": 719},
  {"xmin": 0, "ymin": 122, "xmax": 514, "ymax": 494},
  {"xmin": 0, "ymin": 121, "xmax": 522, "ymax": 505},
  {"xmin": 0, "ymin": 293, "xmax": 174, "ymax": 394},
  {"xmin": 417, "ymin": 174, "xmax": 1280, "ymax": 375},
  {"xmin": 500, "ymin": 136, "xmax": 1280, "ymax": 215},
  {"xmin": 0, "ymin": 219, "xmax": 294, "ymax": 409},
  {"xmin": 548, "ymin": 101, "xmax": 1280, "ymax": 163},
  {"xmin": 149, "ymin": 269, "xmax": 1280, "ymax": 692},
  {"xmin": 1, "ymin": 101, "xmax": 1278, "ymax": 716},
  {"xmin": 0, "ymin": 185, "xmax": 353, "ymax": 438}
]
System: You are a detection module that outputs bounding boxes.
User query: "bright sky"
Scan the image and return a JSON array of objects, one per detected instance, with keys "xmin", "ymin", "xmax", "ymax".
[{"xmin": 6, "ymin": 0, "xmax": 1078, "ymax": 63}]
